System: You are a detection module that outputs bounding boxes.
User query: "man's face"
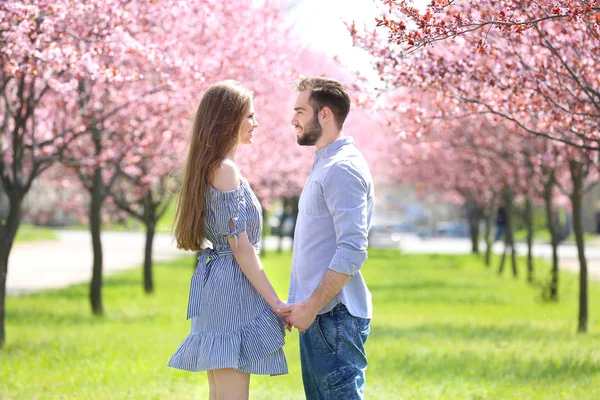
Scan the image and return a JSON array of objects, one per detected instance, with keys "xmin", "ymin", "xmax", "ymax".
[{"xmin": 291, "ymin": 90, "xmax": 322, "ymax": 146}]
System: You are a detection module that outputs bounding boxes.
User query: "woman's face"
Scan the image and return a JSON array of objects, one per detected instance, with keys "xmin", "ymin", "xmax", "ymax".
[{"xmin": 238, "ymin": 101, "xmax": 259, "ymax": 145}]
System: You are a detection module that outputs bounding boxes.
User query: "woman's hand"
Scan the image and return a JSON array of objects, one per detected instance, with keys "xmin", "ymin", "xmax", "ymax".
[
  {"xmin": 271, "ymin": 299, "xmax": 287, "ymax": 314},
  {"xmin": 272, "ymin": 300, "xmax": 293, "ymax": 332}
]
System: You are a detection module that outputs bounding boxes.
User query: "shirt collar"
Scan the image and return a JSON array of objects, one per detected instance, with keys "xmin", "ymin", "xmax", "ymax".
[{"xmin": 315, "ymin": 137, "xmax": 354, "ymax": 161}]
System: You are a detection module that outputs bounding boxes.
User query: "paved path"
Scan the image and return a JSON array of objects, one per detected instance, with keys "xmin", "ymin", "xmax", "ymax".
[
  {"xmin": 390, "ymin": 234, "xmax": 600, "ymax": 280},
  {"xmin": 7, "ymin": 230, "xmax": 599, "ymax": 295},
  {"xmin": 6, "ymin": 230, "xmax": 293, "ymax": 295},
  {"xmin": 7, "ymin": 231, "xmax": 185, "ymax": 295}
]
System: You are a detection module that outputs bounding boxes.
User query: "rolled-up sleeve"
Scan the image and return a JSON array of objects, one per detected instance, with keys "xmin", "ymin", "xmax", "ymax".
[{"xmin": 322, "ymin": 162, "xmax": 369, "ymax": 276}]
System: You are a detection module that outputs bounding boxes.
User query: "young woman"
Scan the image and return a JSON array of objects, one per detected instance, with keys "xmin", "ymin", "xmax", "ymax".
[{"xmin": 168, "ymin": 80, "xmax": 288, "ymax": 399}]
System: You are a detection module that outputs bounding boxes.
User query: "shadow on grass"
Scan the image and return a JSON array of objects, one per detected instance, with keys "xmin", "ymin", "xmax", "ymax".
[
  {"xmin": 371, "ymin": 323, "xmax": 597, "ymax": 342},
  {"xmin": 17, "ymin": 277, "xmax": 141, "ymax": 302},
  {"xmin": 6, "ymin": 308, "xmax": 161, "ymax": 327},
  {"xmin": 103, "ymin": 275, "xmax": 143, "ymax": 289},
  {"xmin": 369, "ymin": 280, "xmax": 505, "ymax": 305},
  {"xmin": 19, "ymin": 262, "xmax": 194, "ymax": 301},
  {"xmin": 367, "ymin": 248, "xmax": 404, "ymax": 260},
  {"xmin": 380, "ymin": 323, "xmax": 573, "ymax": 342},
  {"xmin": 370, "ymin": 280, "xmax": 483, "ymax": 291},
  {"xmin": 373, "ymin": 349, "xmax": 600, "ymax": 382},
  {"xmin": 366, "ymin": 253, "xmax": 478, "ymax": 274},
  {"xmin": 370, "ymin": 325, "xmax": 600, "ymax": 382}
]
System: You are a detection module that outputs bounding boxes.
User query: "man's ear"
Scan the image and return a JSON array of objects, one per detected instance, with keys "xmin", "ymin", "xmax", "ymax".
[{"xmin": 320, "ymin": 107, "xmax": 332, "ymax": 123}]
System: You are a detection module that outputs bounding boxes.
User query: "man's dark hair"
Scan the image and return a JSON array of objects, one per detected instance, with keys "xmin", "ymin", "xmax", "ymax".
[{"xmin": 296, "ymin": 77, "xmax": 351, "ymax": 130}]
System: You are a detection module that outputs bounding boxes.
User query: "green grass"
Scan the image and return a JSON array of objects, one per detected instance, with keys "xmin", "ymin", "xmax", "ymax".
[
  {"xmin": 1, "ymin": 250, "xmax": 600, "ymax": 399},
  {"xmin": 14, "ymin": 224, "xmax": 58, "ymax": 244},
  {"xmin": 64, "ymin": 220, "xmax": 145, "ymax": 233},
  {"xmin": 64, "ymin": 199, "xmax": 178, "ymax": 234},
  {"xmin": 156, "ymin": 199, "xmax": 176, "ymax": 234},
  {"xmin": 513, "ymin": 228, "xmax": 600, "ymax": 245}
]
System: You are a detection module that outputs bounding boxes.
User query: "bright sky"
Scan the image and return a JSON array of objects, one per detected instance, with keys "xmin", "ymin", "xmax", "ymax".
[
  {"xmin": 285, "ymin": 0, "xmax": 428, "ymax": 84},
  {"xmin": 286, "ymin": 0, "xmax": 383, "ymax": 82}
]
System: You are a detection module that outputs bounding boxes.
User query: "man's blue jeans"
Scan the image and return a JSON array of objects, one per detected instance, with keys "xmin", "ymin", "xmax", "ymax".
[{"xmin": 299, "ymin": 303, "xmax": 370, "ymax": 400}]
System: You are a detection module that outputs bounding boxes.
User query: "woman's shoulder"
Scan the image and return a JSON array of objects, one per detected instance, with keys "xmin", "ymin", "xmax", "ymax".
[{"xmin": 211, "ymin": 159, "xmax": 242, "ymax": 192}]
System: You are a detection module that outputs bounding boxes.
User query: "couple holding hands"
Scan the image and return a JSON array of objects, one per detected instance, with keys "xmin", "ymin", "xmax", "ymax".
[{"xmin": 168, "ymin": 77, "xmax": 374, "ymax": 400}]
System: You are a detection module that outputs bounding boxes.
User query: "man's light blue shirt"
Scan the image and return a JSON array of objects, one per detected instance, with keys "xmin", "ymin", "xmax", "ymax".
[{"xmin": 288, "ymin": 137, "xmax": 374, "ymax": 319}]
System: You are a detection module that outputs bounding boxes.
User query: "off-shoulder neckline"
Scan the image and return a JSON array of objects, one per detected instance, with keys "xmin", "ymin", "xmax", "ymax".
[{"xmin": 209, "ymin": 176, "xmax": 247, "ymax": 194}]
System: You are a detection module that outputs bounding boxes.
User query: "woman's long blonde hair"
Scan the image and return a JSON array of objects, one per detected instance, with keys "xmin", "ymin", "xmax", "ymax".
[{"xmin": 173, "ymin": 80, "xmax": 252, "ymax": 251}]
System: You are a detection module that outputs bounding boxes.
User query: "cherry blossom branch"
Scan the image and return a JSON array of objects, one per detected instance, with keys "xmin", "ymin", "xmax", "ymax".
[{"xmin": 533, "ymin": 25, "xmax": 600, "ymax": 113}]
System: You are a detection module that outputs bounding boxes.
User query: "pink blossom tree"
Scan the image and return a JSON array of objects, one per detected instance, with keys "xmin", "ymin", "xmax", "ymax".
[
  {"xmin": 351, "ymin": 0, "xmax": 600, "ymax": 331},
  {"xmin": 0, "ymin": 0, "xmax": 163, "ymax": 347},
  {"xmin": 107, "ymin": 92, "xmax": 183, "ymax": 294}
]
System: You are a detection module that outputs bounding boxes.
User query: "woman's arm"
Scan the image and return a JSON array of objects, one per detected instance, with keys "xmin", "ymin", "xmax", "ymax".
[
  {"xmin": 212, "ymin": 160, "xmax": 285, "ymax": 312},
  {"xmin": 228, "ymin": 232, "xmax": 285, "ymax": 313}
]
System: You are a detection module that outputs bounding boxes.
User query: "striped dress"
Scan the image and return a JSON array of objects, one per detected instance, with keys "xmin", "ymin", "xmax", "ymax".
[{"xmin": 168, "ymin": 177, "xmax": 288, "ymax": 375}]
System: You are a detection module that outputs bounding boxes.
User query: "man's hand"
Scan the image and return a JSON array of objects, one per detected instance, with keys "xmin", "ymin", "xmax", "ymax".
[
  {"xmin": 273, "ymin": 301, "xmax": 293, "ymax": 332},
  {"xmin": 277, "ymin": 302, "xmax": 318, "ymax": 333},
  {"xmin": 271, "ymin": 299, "xmax": 287, "ymax": 314},
  {"xmin": 283, "ymin": 318, "xmax": 293, "ymax": 332},
  {"xmin": 272, "ymin": 300, "xmax": 294, "ymax": 332}
]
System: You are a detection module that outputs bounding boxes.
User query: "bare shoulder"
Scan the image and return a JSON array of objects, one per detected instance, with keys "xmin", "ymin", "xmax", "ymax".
[{"xmin": 211, "ymin": 159, "xmax": 242, "ymax": 192}]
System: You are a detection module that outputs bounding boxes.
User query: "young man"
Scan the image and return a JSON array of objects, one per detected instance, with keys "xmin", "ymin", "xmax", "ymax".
[{"xmin": 278, "ymin": 77, "xmax": 374, "ymax": 399}]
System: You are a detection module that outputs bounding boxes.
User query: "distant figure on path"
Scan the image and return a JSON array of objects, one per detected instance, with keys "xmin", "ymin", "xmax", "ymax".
[{"xmin": 494, "ymin": 205, "xmax": 506, "ymax": 242}]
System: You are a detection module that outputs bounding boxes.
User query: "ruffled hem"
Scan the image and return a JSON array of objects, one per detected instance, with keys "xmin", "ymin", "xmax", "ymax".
[
  {"xmin": 167, "ymin": 306, "xmax": 286, "ymax": 373},
  {"xmin": 236, "ymin": 348, "xmax": 288, "ymax": 376}
]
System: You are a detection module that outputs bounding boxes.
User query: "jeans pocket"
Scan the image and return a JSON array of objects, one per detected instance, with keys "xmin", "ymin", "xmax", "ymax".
[
  {"xmin": 325, "ymin": 366, "xmax": 361, "ymax": 394},
  {"xmin": 313, "ymin": 315, "xmax": 336, "ymax": 354},
  {"xmin": 356, "ymin": 317, "xmax": 371, "ymax": 344}
]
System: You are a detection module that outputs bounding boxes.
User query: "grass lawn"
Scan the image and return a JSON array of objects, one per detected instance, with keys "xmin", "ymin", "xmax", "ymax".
[
  {"xmin": 14, "ymin": 224, "xmax": 58, "ymax": 244},
  {"xmin": 513, "ymin": 228, "xmax": 600, "ymax": 246},
  {"xmin": 1, "ymin": 249, "xmax": 599, "ymax": 399}
]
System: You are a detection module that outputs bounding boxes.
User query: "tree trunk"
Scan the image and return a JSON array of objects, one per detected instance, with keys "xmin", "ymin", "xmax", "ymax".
[
  {"xmin": 278, "ymin": 197, "xmax": 289, "ymax": 253},
  {"xmin": 498, "ymin": 239, "xmax": 507, "ymax": 275},
  {"xmin": 510, "ymin": 235, "xmax": 517, "ymax": 278},
  {"xmin": 498, "ymin": 226, "xmax": 509, "ymax": 275},
  {"xmin": 569, "ymin": 160, "xmax": 588, "ymax": 333},
  {"xmin": 507, "ymin": 192, "xmax": 517, "ymax": 278},
  {"xmin": 0, "ymin": 249, "xmax": 6, "ymax": 348},
  {"xmin": 90, "ymin": 167, "xmax": 104, "ymax": 316},
  {"xmin": 0, "ymin": 193, "xmax": 23, "ymax": 348},
  {"xmin": 143, "ymin": 217, "xmax": 156, "ymax": 294},
  {"xmin": 498, "ymin": 188, "xmax": 517, "ymax": 277},
  {"xmin": 289, "ymin": 196, "xmax": 299, "ymax": 245},
  {"xmin": 484, "ymin": 209, "xmax": 492, "ymax": 267},
  {"xmin": 525, "ymin": 196, "xmax": 534, "ymax": 283},
  {"xmin": 543, "ymin": 173, "xmax": 559, "ymax": 300},
  {"xmin": 467, "ymin": 203, "xmax": 481, "ymax": 254}
]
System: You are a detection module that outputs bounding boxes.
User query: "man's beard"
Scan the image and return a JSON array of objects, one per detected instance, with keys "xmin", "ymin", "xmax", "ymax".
[{"xmin": 297, "ymin": 113, "xmax": 323, "ymax": 146}]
